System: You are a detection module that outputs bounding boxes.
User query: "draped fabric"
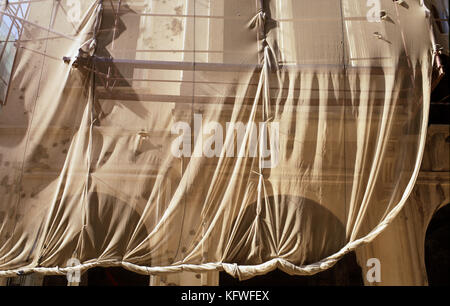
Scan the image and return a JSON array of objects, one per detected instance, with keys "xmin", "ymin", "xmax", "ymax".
[{"xmin": 0, "ymin": 0, "xmax": 435, "ymax": 280}]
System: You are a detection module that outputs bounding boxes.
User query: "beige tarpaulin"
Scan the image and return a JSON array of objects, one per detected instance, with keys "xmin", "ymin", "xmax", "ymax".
[{"xmin": 0, "ymin": 0, "xmax": 437, "ymax": 280}]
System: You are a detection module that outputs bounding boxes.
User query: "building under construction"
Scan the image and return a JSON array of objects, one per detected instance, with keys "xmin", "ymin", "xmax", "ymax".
[{"xmin": 0, "ymin": 0, "xmax": 449, "ymax": 286}]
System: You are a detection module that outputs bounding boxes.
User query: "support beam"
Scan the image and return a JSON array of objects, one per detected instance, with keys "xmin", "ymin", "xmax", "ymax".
[{"xmin": 63, "ymin": 56, "xmax": 402, "ymax": 75}]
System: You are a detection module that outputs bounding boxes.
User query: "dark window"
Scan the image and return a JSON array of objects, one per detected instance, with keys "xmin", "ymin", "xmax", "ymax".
[
  {"xmin": 43, "ymin": 267, "xmax": 150, "ymax": 286},
  {"xmin": 87, "ymin": 267, "xmax": 149, "ymax": 286},
  {"xmin": 425, "ymin": 204, "xmax": 450, "ymax": 286},
  {"xmin": 431, "ymin": 3, "xmax": 449, "ymax": 34}
]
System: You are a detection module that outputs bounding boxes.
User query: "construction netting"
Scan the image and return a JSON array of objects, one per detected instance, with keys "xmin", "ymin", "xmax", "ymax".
[{"xmin": 0, "ymin": 0, "xmax": 438, "ymax": 280}]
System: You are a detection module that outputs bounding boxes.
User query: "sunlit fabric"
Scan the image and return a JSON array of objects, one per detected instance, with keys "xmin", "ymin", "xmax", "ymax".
[{"xmin": 0, "ymin": 0, "xmax": 436, "ymax": 280}]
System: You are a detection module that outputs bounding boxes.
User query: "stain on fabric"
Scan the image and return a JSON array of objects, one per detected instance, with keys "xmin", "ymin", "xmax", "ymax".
[
  {"xmin": 30, "ymin": 145, "xmax": 49, "ymax": 163},
  {"xmin": 1, "ymin": 175, "xmax": 9, "ymax": 186},
  {"xmin": 174, "ymin": 5, "xmax": 183, "ymax": 15},
  {"xmin": 169, "ymin": 19, "xmax": 183, "ymax": 36}
]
